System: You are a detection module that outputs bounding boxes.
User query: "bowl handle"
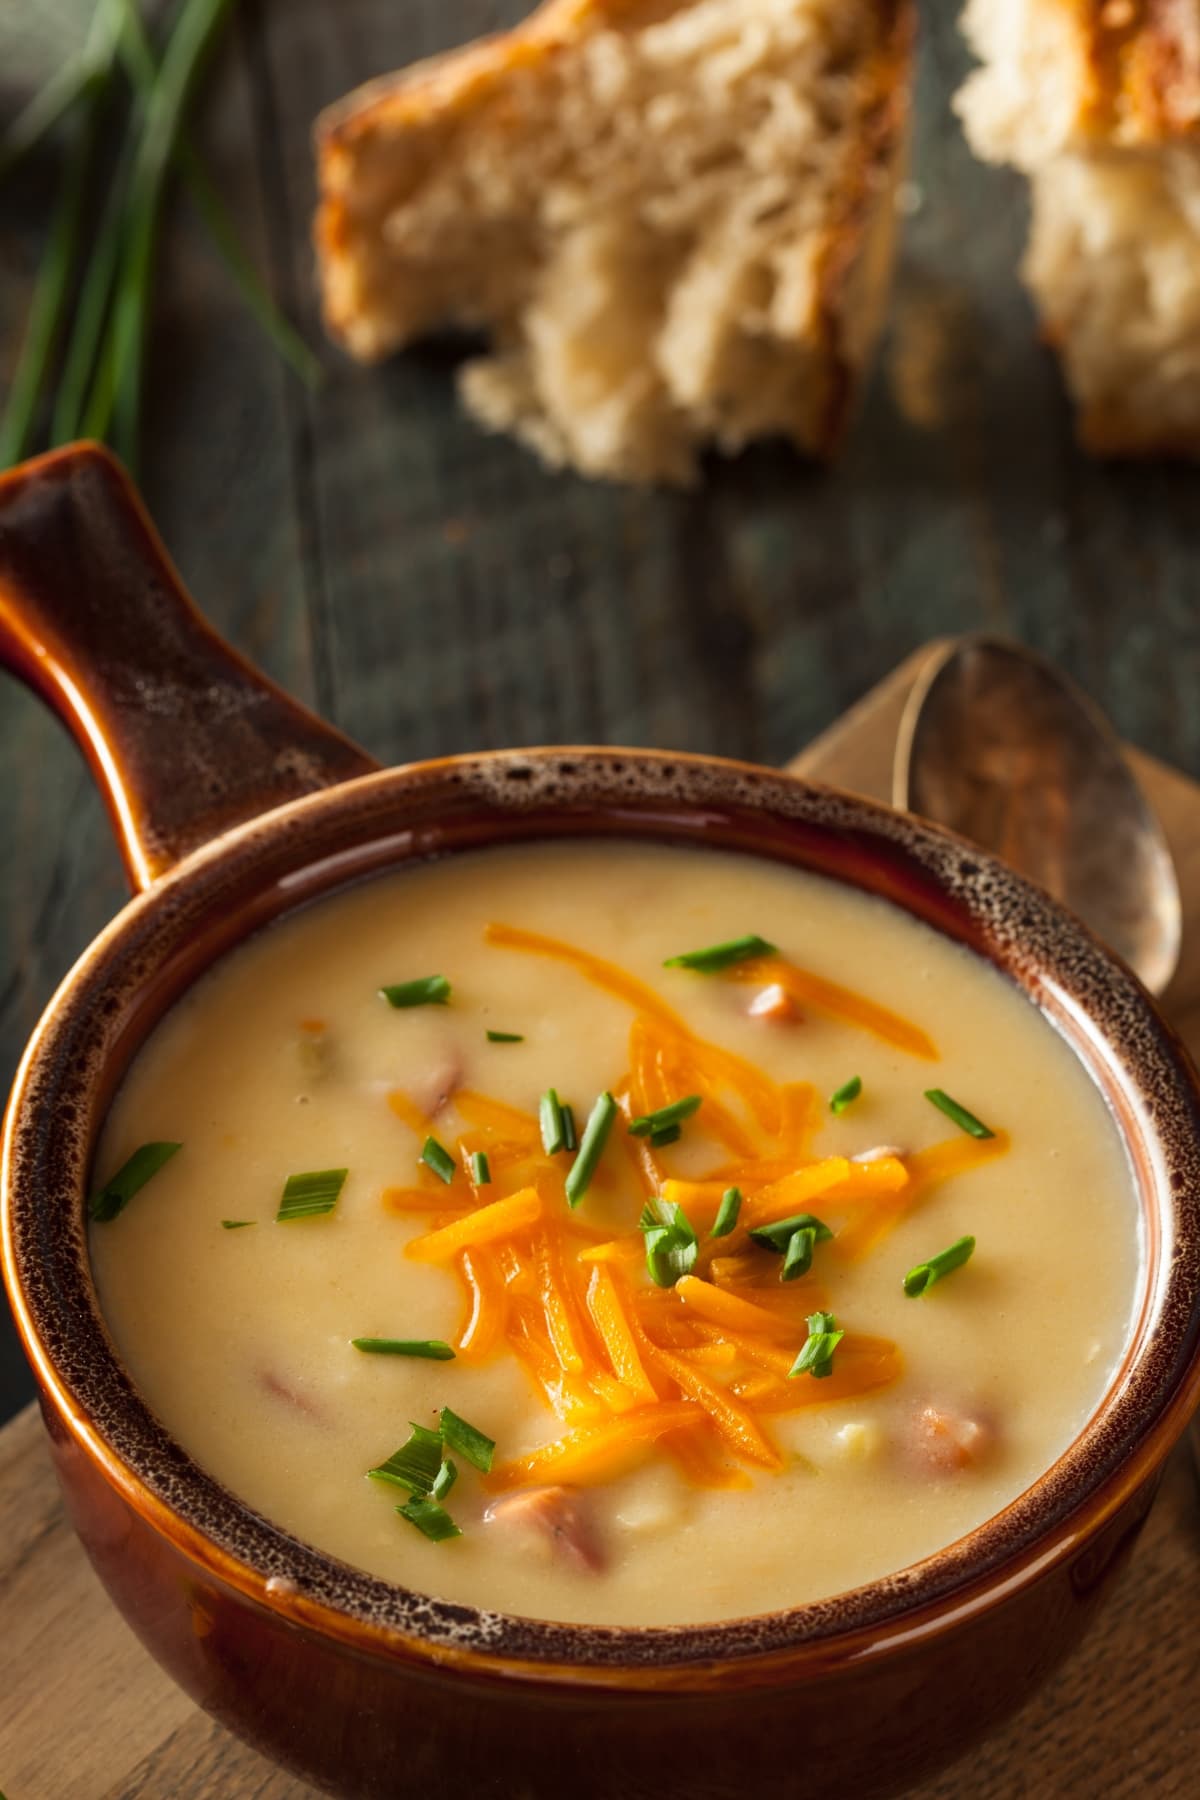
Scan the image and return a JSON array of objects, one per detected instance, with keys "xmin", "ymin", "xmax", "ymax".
[{"xmin": 0, "ymin": 442, "xmax": 379, "ymax": 891}]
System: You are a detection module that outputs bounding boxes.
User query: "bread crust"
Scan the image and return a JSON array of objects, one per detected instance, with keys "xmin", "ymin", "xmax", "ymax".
[
  {"xmin": 314, "ymin": 0, "xmax": 915, "ymax": 473},
  {"xmin": 1078, "ymin": 0, "xmax": 1200, "ymax": 143}
]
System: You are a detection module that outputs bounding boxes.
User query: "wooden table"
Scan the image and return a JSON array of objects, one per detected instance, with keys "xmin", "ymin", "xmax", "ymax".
[{"xmin": 2, "ymin": 2, "xmax": 1200, "ymax": 1794}]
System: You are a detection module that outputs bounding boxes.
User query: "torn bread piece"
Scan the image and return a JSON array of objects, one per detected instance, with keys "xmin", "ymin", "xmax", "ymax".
[
  {"xmin": 315, "ymin": 0, "xmax": 914, "ymax": 485},
  {"xmin": 957, "ymin": 0, "xmax": 1200, "ymax": 457}
]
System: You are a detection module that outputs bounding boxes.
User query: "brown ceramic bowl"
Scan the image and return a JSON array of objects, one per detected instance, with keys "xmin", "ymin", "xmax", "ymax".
[{"xmin": 3, "ymin": 444, "xmax": 1200, "ymax": 1800}]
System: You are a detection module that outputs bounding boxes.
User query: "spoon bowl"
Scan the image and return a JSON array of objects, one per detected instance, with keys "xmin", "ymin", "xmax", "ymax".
[{"xmin": 894, "ymin": 636, "xmax": 1182, "ymax": 996}]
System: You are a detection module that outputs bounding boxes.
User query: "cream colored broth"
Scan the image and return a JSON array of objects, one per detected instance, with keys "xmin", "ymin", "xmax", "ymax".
[{"xmin": 91, "ymin": 840, "xmax": 1139, "ymax": 1626}]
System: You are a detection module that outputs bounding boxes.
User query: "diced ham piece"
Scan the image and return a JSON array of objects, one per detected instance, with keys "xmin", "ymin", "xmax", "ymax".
[
  {"xmin": 483, "ymin": 1485, "xmax": 607, "ymax": 1573},
  {"xmin": 414, "ymin": 1050, "xmax": 464, "ymax": 1119},
  {"xmin": 259, "ymin": 1368, "xmax": 325, "ymax": 1424},
  {"xmin": 908, "ymin": 1402, "xmax": 993, "ymax": 1474},
  {"xmin": 748, "ymin": 983, "xmax": 799, "ymax": 1024}
]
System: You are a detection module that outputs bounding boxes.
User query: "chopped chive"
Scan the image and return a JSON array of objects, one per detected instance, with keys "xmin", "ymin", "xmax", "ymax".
[
  {"xmin": 564, "ymin": 1091, "xmax": 618, "ymax": 1208},
  {"xmin": 368, "ymin": 1422, "xmax": 444, "ymax": 1494},
  {"xmin": 420, "ymin": 1137, "xmax": 456, "ymax": 1184},
  {"xmin": 540, "ymin": 1088, "xmax": 566, "ymax": 1155},
  {"xmin": 432, "ymin": 1457, "xmax": 458, "ymax": 1501},
  {"xmin": 782, "ymin": 1227, "xmax": 817, "ymax": 1282},
  {"xmin": 220, "ymin": 1218, "xmax": 255, "ymax": 1230},
  {"xmin": 924, "ymin": 1089, "xmax": 994, "ymax": 1140},
  {"xmin": 629, "ymin": 1095, "xmax": 703, "ymax": 1137},
  {"xmin": 830, "ymin": 1076, "xmax": 862, "ymax": 1115},
  {"xmin": 380, "ymin": 975, "xmax": 451, "ymax": 1009},
  {"xmin": 88, "ymin": 1140, "xmax": 182, "ymax": 1222},
  {"xmin": 397, "ymin": 1495, "xmax": 462, "ymax": 1542},
  {"xmin": 351, "ymin": 1338, "xmax": 456, "ymax": 1360},
  {"xmin": 748, "ymin": 1213, "xmax": 834, "ymax": 1255},
  {"xmin": 649, "ymin": 1122, "xmax": 682, "ymax": 1149},
  {"xmin": 750, "ymin": 1212, "xmax": 833, "ymax": 1283},
  {"xmin": 561, "ymin": 1104, "xmax": 578, "ymax": 1153},
  {"xmin": 276, "ymin": 1167, "xmax": 347, "ymax": 1222},
  {"xmin": 640, "ymin": 1197, "xmax": 699, "ymax": 1288},
  {"xmin": 486, "ymin": 1029, "xmax": 524, "ymax": 1043},
  {"xmin": 904, "ymin": 1235, "xmax": 976, "ymax": 1298},
  {"xmin": 711, "ymin": 1187, "xmax": 742, "ymax": 1238},
  {"xmin": 664, "ymin": 934, "xmax": 776, "ymax": 973},
  {"xmin": 469, "ymin": 1151, "xmax": 491, "ymax": 1186},
  {"xmin": 439, "ymin": 1406, "xmax": 495, "ymax": 1474},
  {"xmin": 789, "ymin": 1310, "xmax": 844, "ymax": 1380}
]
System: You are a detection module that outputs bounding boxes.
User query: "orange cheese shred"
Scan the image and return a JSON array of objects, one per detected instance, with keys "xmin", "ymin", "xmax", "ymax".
[
  {"xmin": 532, "ymin": 1230, "xmax": 586, "ymax": 1375},
  {"xmin": 485, "ymin": 923, "xmax": 685, "ymax": 1031},
  {"xmin": 453, "ymin": 1089, "xmax": 541, "ymax": 1146},
  {"xmin": 487, "ymin": 1402, "xmax": 706, "ymax": 1491},
  {"xmin": 673, "ymin": 1274, "xmax": 801, "ymax": 1338},
  {"xmin": 745, "ymin": 1157, "xmax": 852, "ymax": 1226},
  {"xmin": 646, "ymin": 1346, "xmax": 783, "ymax": 1470},
  {"xmin": 386, "ymin": 1089, "xmax": 435, "ymax": 1139},
  {"xmin": 577, "ymin": 1235, "xmax": 645, "ymax": 1266},
  {"xmin": 584, "ymin": 1265, "xmax": 658, "ymax": 1404},
  {"xmin": 382, "ymin": 1185, "xmax": 472, "ymax": 1215},
  {"xmin": 663, "ymin": 1423, "xmax": 755, "ymax": 1490},
  {"xmin": 727, "ymin": 957, "xmax": 939, "ymax": 1061},
  {"xmin": 406, "ymin": 1187, "xmax": 541, "ymax": 1262},
  {"xmin": 455, "ymin": 1247, "xmax": 506, "ymax": 1359}
]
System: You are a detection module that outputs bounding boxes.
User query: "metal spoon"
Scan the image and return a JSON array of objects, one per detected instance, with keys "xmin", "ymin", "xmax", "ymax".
[{"xmin": 893, "ymin": 635, "xmax": 1182, "ymax": 995}]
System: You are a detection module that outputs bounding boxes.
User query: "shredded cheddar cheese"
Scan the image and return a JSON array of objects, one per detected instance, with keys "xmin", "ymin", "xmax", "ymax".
[{"xmin": 380, "ymin": 928, "xmax": 1006, "ymax": 1494}]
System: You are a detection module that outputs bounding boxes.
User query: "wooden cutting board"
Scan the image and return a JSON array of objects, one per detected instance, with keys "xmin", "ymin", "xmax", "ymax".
[{"xmin": 3, "ymin": 649, "xmax": 1199, "ymax": 1800}]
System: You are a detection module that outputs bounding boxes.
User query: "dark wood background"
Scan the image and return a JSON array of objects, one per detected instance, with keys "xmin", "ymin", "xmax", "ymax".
[{"xmin": 0, "ymin": 0, "xmax": 1197, "ymax": 1428}]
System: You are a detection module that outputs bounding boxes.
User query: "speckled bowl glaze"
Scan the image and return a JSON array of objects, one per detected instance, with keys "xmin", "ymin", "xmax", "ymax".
[{"xmin": 3, "ymin": 445, "xmax": 1200, "ymax": 1800}]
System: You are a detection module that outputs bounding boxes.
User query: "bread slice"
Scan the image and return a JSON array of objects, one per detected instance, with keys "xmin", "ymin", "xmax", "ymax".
[
  {"xmin": 315, "ymin": 0, "xmax": 914, "ymax": 485},
  {"xmin": 957, "ymin": 0, "xmax": 1200, "ymax": 457}
]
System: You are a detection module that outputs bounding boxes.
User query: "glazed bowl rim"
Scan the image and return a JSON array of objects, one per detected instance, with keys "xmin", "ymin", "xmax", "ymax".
[{"xmin": 5, "ymin": 744, "xmax": 1200, "ymax": 1684}]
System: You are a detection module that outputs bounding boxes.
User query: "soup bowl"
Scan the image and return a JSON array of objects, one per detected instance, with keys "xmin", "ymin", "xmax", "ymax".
[{"xmin": 2, "ymin": 443, "xmax": 1199, "ymax": 1800}]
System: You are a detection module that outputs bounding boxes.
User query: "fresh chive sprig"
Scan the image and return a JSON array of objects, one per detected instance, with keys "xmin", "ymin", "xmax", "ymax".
[
  {"xmin": 439, "ymin": 1406, "xmax": 495, "ymax": 1473},
  {"xmin": 663, "ymin": 933, "xmax": 776, "ymax": 973},
  {"xmin": 368, "ymin": 1423, "xmax": 444, "ymax": 1493},
  {"xmin": 629, "ymin": 1096, "xmax": 702, "ymax": 1138},
  {"xmin": 749, "ymin": 1212, "xmax": 833, "ymax": 1282},
  {"xmin": 351, "ymin": 1338, "xmax": 456, "ymax": 1360},
  {"xmin": 829, "ymin": 1076, "xmax": 862, "ymax": 1116},
  {"xmin": 924, "ymin": 1089, "xmax": 995, "ymax": 1140},
  {"xmin": 380, "ymin": 975, "xmax": 451, "ymax": 1009},
  {"xmin": 540, "ymin": 1088, "xmax": 567, "ymax": 1155},
  {"xmin": 0, "ymin": 0, "xmax": 319, "ymax": 472},
  {"xmin": 276, "ymin": 1167, "xmax": 347, "ymax": 1222},
  {"xmin": 564, "ymin": 1091, "xmax": 617, "ymax": 1207},
  {"xmin": 711, "ymin": 1187, "xmax": 742, "ymax": 1238},
  {"xmin": 397, "ymin": 1496, "xmax": 461, "ymax": 1542},
  {"xmin": 420, "ymin": 1138, "xmax": 456, "ymax": 1185},
  {"xmin": 89, "ymin": 1140, "xmax": 182, "ymax": 1222},
  {"xmin": 904, "ymin": 1235, "xmax": 976, "ymax": 1298},
  {"xmin": 640, "ymin": 1197, "xmax": 699, "ymax": 1288},
  {"xmin": 789, "ymin": 1310, "xmax": 844, "ymax": 1381}
]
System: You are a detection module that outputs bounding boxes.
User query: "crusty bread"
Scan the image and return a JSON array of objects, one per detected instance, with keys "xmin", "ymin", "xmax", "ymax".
[
  {"xmin": 315, "ymin": 0, "xmax": 913, "ymax": 485},
  {"xmin": 957, "ymin": 0, "xmax": 1200, "ymax": 457}
]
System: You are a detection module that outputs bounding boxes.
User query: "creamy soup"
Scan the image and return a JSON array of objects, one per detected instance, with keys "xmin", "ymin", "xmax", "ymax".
[{"xmin": 90, "ymin": 840, "xmax": 1139, "ymax": 1627}]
